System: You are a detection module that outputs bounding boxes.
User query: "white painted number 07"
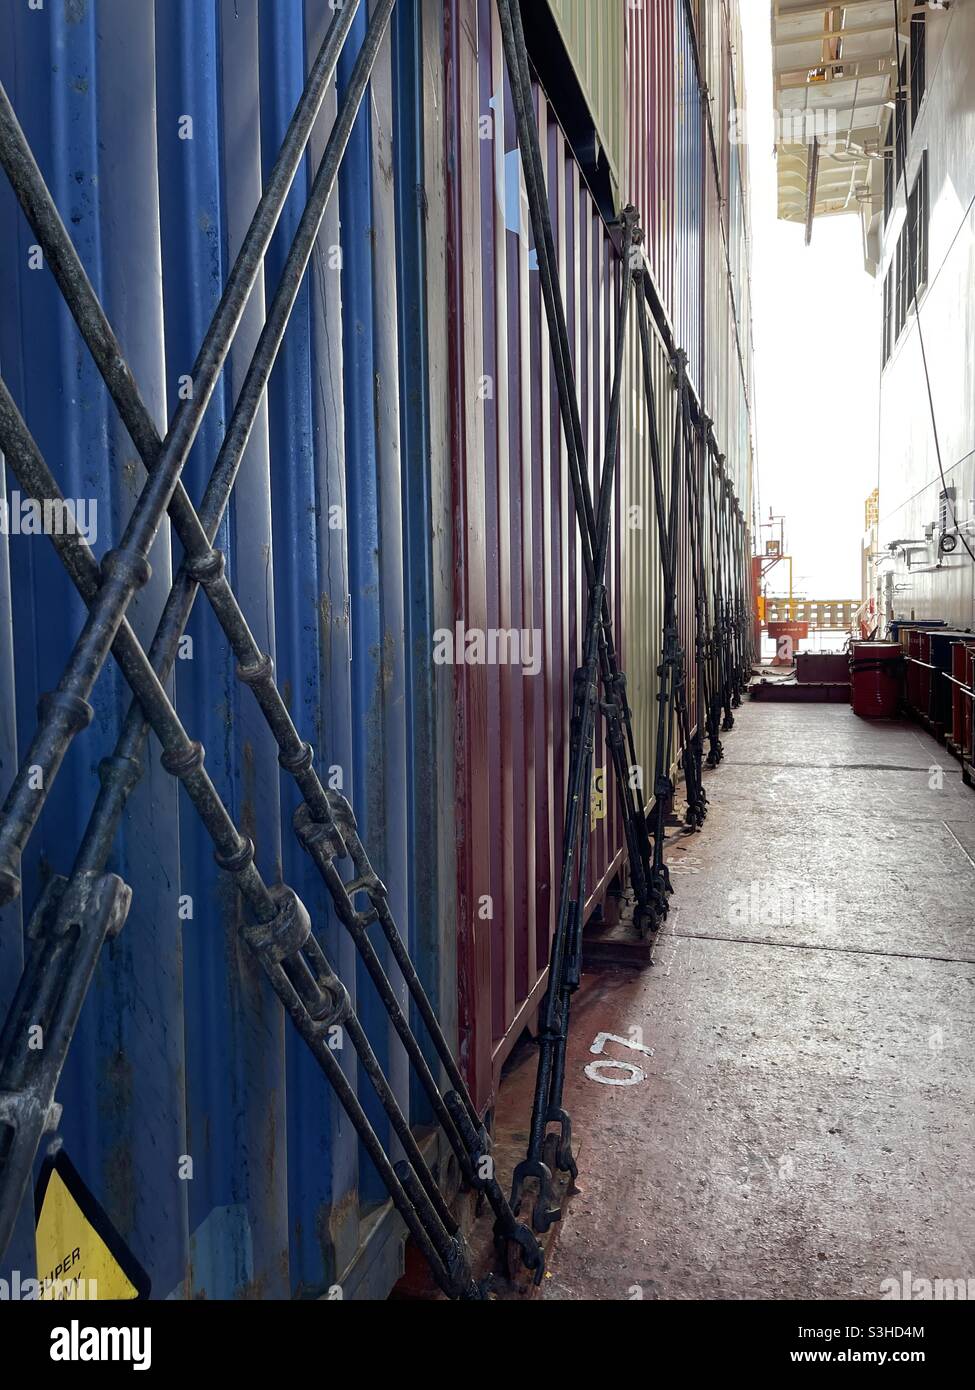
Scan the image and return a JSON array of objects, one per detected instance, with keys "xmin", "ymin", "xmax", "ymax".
[{"xmin": 584, "ymin": 1032, "xmax": 653, "ymax": 1087}]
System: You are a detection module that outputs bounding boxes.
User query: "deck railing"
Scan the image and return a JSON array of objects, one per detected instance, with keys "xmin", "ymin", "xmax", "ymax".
[{"xmin": 764, "ymin": 598, "xmax": 859, "ymax": 631}]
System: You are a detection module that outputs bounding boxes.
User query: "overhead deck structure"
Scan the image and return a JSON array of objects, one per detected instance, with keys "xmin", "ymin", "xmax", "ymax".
[
  {"xmin": 772, "ymin": 0, "xmax": 897, "ymax": 250},
  {"xmin": 775, "ymin": 0, "xmax": 975, "ymax": 639}
]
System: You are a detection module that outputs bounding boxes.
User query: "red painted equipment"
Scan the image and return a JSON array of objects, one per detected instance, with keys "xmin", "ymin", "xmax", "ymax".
[
  {"xmin": 750, "ymin": 679, "xmax": 850, "ymax": 704},
  {"xmin": 796, "ymin": 652, "xmax": 849, "ymax": 685},
  {"xmin": 850, "ymin": 641, "xmax": 903, "ymax": 719},
  {"xmin": 950, "ymin": 642, "xmax": 966, "ymax": 745},
  {"xmin": 953, "ymin": 641, "xmax": 975, "ymax": 755},
  {"xmin": 906, "ymin": 629, "xmax": 923, "ymax": 714},
  {"xmin": 768, "ymin": 621, "xmax": 809, "ymax": 641}
]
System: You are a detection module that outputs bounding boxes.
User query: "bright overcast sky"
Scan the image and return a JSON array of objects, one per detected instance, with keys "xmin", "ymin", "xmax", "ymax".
[{"xmin": 739, "ymin": 3, "xmax": 879, "ymax": 600}]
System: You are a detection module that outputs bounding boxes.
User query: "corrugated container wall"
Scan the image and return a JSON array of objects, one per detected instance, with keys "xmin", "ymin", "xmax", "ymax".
[
  {"xmin": 446, "ymin": 0, "xmax": 627, "ymax": 1110},
  {"xmin": 0, "ymin": 0, "xmax": 756, "ymax": 1303},
  {"xmin": 702, "ymin": 0, "xmax": 753, "ymax": 512},
  {"xmin": 622, "ymin": 294, "xmax": 677, "ymax": 789},
  {"xmin": 622, "ymin": 0, "xmax": 755, "ymax": 798},
  {"xmin": 0, "ymin": 0, "xmax": 456, "ymax": 1301},
  {"xmin": 445, "ymin": 0, "xmax": 757, "ymax": 1111},
  {"xmin": 625, "ymin": 0, "xmax": 754, "ymax": 520},
  {"xmin": 627, "ymin": 0, "xmax": 676, "ymax": 348},
  {"xmin": 673, "ymin": 0, "xmax": 705, "ymax": 389},
  {"xmin": 546, "ymin": 0, "xmax": 626, "ymax": 210}
]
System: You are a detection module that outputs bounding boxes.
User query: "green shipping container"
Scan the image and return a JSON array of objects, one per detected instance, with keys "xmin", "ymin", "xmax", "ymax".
[{"xmin": 546, "ymin": 0, "xmax": 626, "ymax": 207}]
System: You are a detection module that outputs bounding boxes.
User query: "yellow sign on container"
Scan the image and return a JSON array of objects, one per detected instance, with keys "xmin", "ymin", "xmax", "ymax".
[
  {"xmin": 591, "ymin": 766, "xmax": 606, "ymax": 821},
  {"xmin": 35, "ymin": 1152, "xmax": 149, "ymax": 1300}
]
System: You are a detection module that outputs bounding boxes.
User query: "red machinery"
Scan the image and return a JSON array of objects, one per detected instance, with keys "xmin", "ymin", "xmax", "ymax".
[
  {"xmin": 950, "ymin": 640, "xmax": 975, "ymax": 757},
  {"xmin": 850, "ymin": 641, "xmax": 903, "ymax": 719},
  {"xmin": 969, "ymin": 649, "xmax": 975, "ymax": 767}
]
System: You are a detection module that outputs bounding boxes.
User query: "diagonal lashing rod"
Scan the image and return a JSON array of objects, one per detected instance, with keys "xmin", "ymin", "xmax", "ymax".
[
  {"xmin": 0, "ymin": 355, "xmax": 481, "ymax": 1289},
  {"xmin": 0, "ymin": 375, "xmax": 475, "ymax": 1299},
  {"xmin": 497, "ymin": 0, "xmax": 649, "ymax": 1225},
  {"xmin": 509, "ymin": 205, "xmax": 640, "ymax": 1232},
  {"xmin": 672, "ymin": 386, "xmax": 709, "ymax": 830},
  {"xmin": 681, "ymin": 410, "xmax": 718, "ymax": 772},
  {"xmin": 0, "ymin": 6, "xmax": 489, "ymax": 1300},
  {"xmin": 705, "ymin": 434, "xmax": 735, "ymax": 732},
  {"xmin": 677, "ymin": 386, "xmax": 709, "ymax": 826},
  {"xmin": 482, "ymin": 50, "xmax": 641, "ymax": 1231},
  {"xmin": 732, "ymin": 504, "xmax": 751, "ymax": 693},
  {"xmin": 717, "ymin": 473, "xmax": 737, "ymax": 713},
  {"xmin": 653, "ymin": 371, "xmax": 707, "ymax": 836},
  {"xmin": 700, "ymin": 428, "xmax": 725, "ymax": 761},
  {"xmin": 720, "ymin": 470, "xmax": 741, "ymax": 713},
  {"xmin": 633, "ymin": 289, "xmax": 689, "ymax": 907},
  {"xmin": 690, "ymin": 416, "xmax": 724, "ymax": 768},
  {"xmin": 0, "ymin": 0, "xmax": 366, "ymax": 905},
  {"xmin": 0, "ymin": 2, "xmax": 542, "ymax": 1286},
  {"xmin": 726, "ymin": 496, "xmax": 745, "ymax": 699},
  {"xmin": 638, "ymin": 329, "xmax": 693, "ymax": 898},
  {"xmin": 494, "ymin": 0, "xmax": 657, "ymax": 939}
]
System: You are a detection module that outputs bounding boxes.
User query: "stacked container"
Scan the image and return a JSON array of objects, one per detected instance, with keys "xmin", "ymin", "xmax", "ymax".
[
  {"xmin": 949, "ymin": 640, "xmax": 975, "ymax": 753},
  {"xmin": 0, "ymin": 0, "xmax": 755, "ymax": 1300},
  {"xmin": 927, "ymin": 631, "xmax": 975, "ymax": 732}
]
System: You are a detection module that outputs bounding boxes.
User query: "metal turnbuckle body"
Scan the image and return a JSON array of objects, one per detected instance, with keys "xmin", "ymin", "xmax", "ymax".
[
  {"xmin": 443, "ymin": 1092, "xmax": 545, "ymax": 1285},
  {"xmin": 0, "ymin": 871, "xmax": 132, "ymax": 1255},
  {"xmin": 509, "ymin": 1155, "xmax": 560, "ymax": 1237}
]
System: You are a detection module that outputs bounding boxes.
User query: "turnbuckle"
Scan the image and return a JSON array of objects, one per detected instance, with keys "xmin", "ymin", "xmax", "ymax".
[
  {"xmin": 544, "ymin": 1106, "xmax": 578, "ymax": 1183},
  {"xmin": 0, "ymin": 870, "xmax": 132, "ymax": 1257},
  {"xmin": 706, "ymin": 727, "xmax": 724, "ymax": 768},
  {"xmin": 393, "ymin": 1160, "xmax": 483, "ymax": 1301},
  {"xmin": 296, "ymin": 799, "xmax": 547, "ymax": 1286},
  {"xmin": 685, "ymin": 775, "xmax": 708, "ymax": 830},
  {"xmin": 509, "ymin": 1154, "xmax": 560, "ymax": 1237},
  {"xmin": 443, "ymin": 1093, "xmax": 545, "ymax": 1285},
  {"xmin": 510, "ymin": 1106, "xmax": 577, "ymax": 1236}
]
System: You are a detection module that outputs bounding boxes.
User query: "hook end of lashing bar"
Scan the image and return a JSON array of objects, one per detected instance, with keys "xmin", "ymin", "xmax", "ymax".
[{"xmin": 510, "ymin": 1155, "xmax": 562, "ymax": 1237}]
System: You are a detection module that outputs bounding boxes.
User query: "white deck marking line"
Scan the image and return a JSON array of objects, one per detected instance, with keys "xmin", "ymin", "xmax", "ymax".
[{"xmin": 943, "ymin": 820, "xmax": 975, "ymax": 871}]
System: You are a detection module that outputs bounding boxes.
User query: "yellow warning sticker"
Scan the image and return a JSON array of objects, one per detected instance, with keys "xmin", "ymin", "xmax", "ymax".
[
  {"xmin": 35, "ymin": 1152, "xmax": 150, "ymax": 1300},
  {"xmin": 591, "ymin": 766, "xmax": 606, "ymax": 821}
]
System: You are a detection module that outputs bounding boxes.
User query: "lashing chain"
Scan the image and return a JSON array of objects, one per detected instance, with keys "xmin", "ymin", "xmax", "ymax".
[{"xmin": 636, "ymin": 328, "xmax": 702, "ymax": 905}]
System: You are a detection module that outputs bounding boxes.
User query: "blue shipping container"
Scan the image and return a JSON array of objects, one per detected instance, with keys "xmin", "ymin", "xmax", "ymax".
[
  {"xmin": 0, "ymin": 0, "xmax": 452, "ymax": 1300},
  {"xmin": 0, "ymin": 0, "xmax": 757, "ymax": 1304}
]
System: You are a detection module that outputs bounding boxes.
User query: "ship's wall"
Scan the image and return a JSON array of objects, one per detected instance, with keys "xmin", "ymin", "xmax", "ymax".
[{"xmin": 877, "ymin": 4, "xmax": 975, "ymax": 631}]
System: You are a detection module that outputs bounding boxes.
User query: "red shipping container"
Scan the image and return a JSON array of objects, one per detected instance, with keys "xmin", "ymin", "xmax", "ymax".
[
  {"xmin": 446, "ymin": 0, "xmax": 631, "ymax": 1109},
  {"xmin": 444, "ymin": 0, "xmax": 751, "ymax": 1112}
]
